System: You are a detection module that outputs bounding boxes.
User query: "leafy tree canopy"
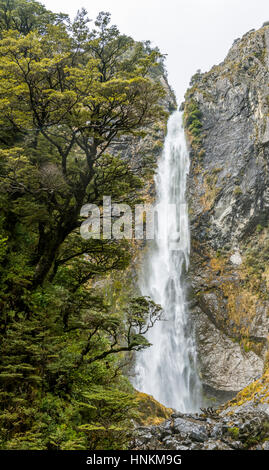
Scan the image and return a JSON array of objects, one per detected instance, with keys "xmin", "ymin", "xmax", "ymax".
[{"xmin": 0, "ymin": 0, "xmax": 167, "ymax": 449}]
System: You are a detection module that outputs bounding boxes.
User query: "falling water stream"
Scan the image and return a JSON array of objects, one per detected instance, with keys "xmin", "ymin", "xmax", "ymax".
[{"xmin": 135, "ymin": 110, "xmax": 201, "ymax": 412}]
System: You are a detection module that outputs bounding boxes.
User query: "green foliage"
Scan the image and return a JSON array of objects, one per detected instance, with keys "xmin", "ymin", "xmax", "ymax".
[
  {"xmin": 183, "ymin": 98, "xmax": 203, "ymax": 152},
  {"xmin": 0, "ymin": 0, "xmax": 68, "ymax": 35},
  {"xmin": 0, "ymin": 0, "xmax": 166, "ymax": 450},
  {"xmin": 233, "ymin": 186, "xmax": 242, "ymax": 196},
  {"xmin": 228, "ymin": 427, "xmax": 239, "ymax": 439}
]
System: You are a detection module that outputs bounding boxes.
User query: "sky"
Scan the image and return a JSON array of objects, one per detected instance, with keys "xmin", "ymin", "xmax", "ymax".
[{"xmin": 42, "ymin": 0, "xmax": 269, "ymax": 103}]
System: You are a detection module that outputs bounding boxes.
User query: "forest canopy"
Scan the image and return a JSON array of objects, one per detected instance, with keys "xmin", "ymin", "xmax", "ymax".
[{"xmin": 0, "ymin": 0, "xmax": 167, "ymax": 449}]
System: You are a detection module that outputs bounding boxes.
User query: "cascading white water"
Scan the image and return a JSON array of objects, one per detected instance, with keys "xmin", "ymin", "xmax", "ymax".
[{"xmin": 135, "ymin": 110, "xmax": 201, "ymax": 412}]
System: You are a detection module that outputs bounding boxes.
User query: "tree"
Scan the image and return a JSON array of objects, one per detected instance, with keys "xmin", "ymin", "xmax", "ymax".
[
  {"xmin": 0, "ymin": 11, "xmax": 166, "ymax": 288},
  {"xmin": 0, "ymin": 1, "xmax": 168, "ymax": 450}
]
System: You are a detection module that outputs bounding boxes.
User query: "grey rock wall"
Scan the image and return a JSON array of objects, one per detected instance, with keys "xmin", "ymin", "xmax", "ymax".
[{"xmin": 184, "ymin": 25, "xmax": 269, "ymax": 401}]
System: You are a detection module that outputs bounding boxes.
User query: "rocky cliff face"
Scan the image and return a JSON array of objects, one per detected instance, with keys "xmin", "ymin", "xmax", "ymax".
[{"xmin": 184, "ymin": 24, "xmax": 269, "ymax": 402}]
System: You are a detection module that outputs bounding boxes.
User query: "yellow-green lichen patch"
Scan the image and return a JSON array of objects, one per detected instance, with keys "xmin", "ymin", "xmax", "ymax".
[{"xmin": 221, "ymin": 369, "xmax": 269, "ymax": 411}]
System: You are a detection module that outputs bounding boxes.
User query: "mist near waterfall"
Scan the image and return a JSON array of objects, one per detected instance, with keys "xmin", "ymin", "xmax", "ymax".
[{"xmin": 134, "ymin": 111, "xmax": 201, "ymax": 412}]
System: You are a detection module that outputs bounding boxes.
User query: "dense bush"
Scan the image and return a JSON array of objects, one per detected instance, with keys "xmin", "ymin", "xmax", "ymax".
[{"xmin": 0, "ymin": 0, "xmax": 165, "ymax": 449}]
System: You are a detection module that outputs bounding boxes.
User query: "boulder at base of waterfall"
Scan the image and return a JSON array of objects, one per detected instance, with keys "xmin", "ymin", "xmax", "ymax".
[
  {"xmin": 173, "ymin": 417, "xmax": 208, "ymax": 441},
  {"xmin": 131, "ymin": 402, "xmax": 269, "ymax": 450}
]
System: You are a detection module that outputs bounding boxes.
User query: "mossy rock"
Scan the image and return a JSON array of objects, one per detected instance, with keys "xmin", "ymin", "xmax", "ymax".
[
  {"xmin": 134, "ymin": 391, "xmax": 173, "ymax": 425},
  {"xmin": 220, "ymin": 369, "xmax": 269, "ymax": 411},
  {"xmin": 228, "ymin": 426, "xmax": 240, "ymax": 439}
]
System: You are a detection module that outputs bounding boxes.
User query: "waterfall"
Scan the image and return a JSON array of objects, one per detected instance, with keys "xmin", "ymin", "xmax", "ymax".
[{"xmin": 134, "ymin": 110, "xmax": 201, "ymax": 412}]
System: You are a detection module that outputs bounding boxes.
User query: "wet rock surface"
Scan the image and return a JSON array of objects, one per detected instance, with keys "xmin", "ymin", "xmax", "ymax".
[{"xmin": 131, "ymin": 403, "xmax": 269, "ymax": 450}]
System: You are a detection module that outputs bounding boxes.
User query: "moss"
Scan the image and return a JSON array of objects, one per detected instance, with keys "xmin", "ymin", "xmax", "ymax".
[
  {"xmin": 183, "ymin": 97, "xmax": 204, "ymax": 156},
  {"xmin": 243, "ymin": 227, "xmax": 269, "ymax": 298},
  {"xmin": 243, "ymin": 342, "xmax": 251, "ymax": 353},
  {"xmin": 185, "ymin": 25, "xmax": 269, "ymax": 356},
  {"xmin": 193, "ymin": 242, "xmax": 269, "ymax": 354},
  {"xmin": 228, "ymin": 427, "xmax": 239, "ymax": 439},
  {"xmin": 134, "ymin": 391, "xmax": 173, "ymax": 426},
  {"xmin": 253, "ymin": 45, "xmax": 267, "ymax": 65},
  {"xmin": 233, "ymin": 186, "xmax": 242, "ymax": 196},
  {"xmin": 152, "ymin": 140, "xmax": 164, "ymax": 153}
]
